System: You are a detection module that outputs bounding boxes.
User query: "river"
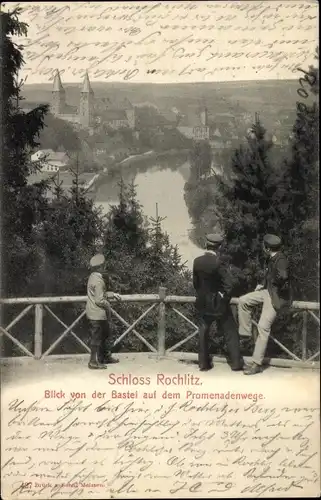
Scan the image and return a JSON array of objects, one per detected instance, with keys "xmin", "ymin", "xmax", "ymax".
[{"xmin": 94, "ymin": 155, "xmax": 203, "ymax": 269}]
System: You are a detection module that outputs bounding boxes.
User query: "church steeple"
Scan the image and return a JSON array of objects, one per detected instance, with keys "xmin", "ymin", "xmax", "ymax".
[
  {"xmin": 53, "ymin": 69, "xmax": 64, "ymax": 92},
  {"xmin": 79, "ymin": 71, "xmax": 94, "ymax": 128},
  {"xmin": 81, "ymin": 71, "xmax": 93, "ymax": 94},
  {"xmin": 51, "ymin": 70, "xmax": 65, "ymax": 115}
]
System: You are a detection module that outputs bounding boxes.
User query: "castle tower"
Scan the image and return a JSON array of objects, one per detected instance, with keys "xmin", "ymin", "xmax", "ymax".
[
  {"xmin": 125, "ymin": 108, "xmax": 135, "ymax": 129},
  {"xmin": 79, "ymin": 71, "xmax": 94, "ymax": 128},
  {"xmin": 51, "ymin": 70, "xmax": 65, "ymax": 115},
  {"xmin": 200, "ymin": 107, "xmax": 208, "ymax": 127}
]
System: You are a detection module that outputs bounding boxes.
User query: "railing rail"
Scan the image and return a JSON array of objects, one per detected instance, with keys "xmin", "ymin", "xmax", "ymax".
[
  {"xmin": 0, "ymin": 295, "xmax": 319, "ymax": 308},
  {"xmin": 0, "ymin": 288, "xmax": 320, "ymax": 367}
]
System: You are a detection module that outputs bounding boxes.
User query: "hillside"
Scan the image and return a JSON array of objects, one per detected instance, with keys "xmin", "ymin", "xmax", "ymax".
[
  {"xmin": 22, "ymin": 79, "xmax": 299, "ymax": 113},
  {"xmin": 21, "ymin": 79, "xmax": 301, "ymax": 141}
]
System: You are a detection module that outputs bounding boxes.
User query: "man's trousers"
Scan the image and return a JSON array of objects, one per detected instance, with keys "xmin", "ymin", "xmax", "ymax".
[
  {"xmin": 198, "ymin": 309, "xmax": 243, "ymax": 370},
  {"xmin": 88, "ymin": 319, "xmax": 112, "ymax": 362},
  {"xmin": 238, "ymin": 289, "xmax": 277, "ymax": 365}
]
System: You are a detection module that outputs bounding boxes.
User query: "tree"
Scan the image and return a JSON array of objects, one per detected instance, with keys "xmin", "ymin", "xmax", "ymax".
[
  {"xmin": 184, "ymin": 141, "xmax": 215, "ymax": 243},
  {"xmin": 135, "ymin": 105, "xmax": 164, "ymax": 131},
  {"xmin": 214, "ymin": 114, "xmax": 281, "ymax": 294},
  {"xmin": 147, "ymin": 204, "xmax": 189, "ymax": 284},
  {"xmin": 189, "ymin": 141, "xmax": 212, "ymax": 181},
  {"xmin": 38, "ymin": 171, "xmax": 104, "ymax": 296},
  {"xmin": 38, "ymin": 113, "xmax": 81, "ymax": 154},
  {"xmin": 275, "ymin": 54, "xmax": 319, "ymax": 300},
  {"xmin": 100, "ymin": 180, "xmax": 193, "ymax": 353},
  {"xmin": 0, "ymin": 6, "xmax": 106, "ymax": 357},
  {"xmin": 2, "ymin": 6, "xmax": 199, "ymax": 359},
  {"xmin": 152, "ymin": 128, "xmax": 192, "ymax": 152},
  {"xmin": 1, "ymin": 6, "xmax": 49, "ymax": 296},
  {"xmin": 118, "ymin": 127, "xmax": 134, "ymax": 146},
  {"xmin": 185, "ymin": 116, "xmax": 282, "ymax": 293}
]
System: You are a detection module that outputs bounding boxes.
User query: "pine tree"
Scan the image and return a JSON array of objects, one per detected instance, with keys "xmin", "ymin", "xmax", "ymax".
[
  {"xmin": 1, "ymin": 6, "xmax": 198, "ymax": 357},
  {"xmin": 189, "ymin": 140, "xmax": 212, "ymax": 181},
  {"xmin": 37, "ymin": 166, "xmax": 104, "ymax": 296},
  {"xmin": 215, "ymin": 114, "xmax": 280, "ymax": 293},
  {"xmin": 102, "ymin": 181, "xmax": 159, "ymax": 352},
  {"xmin": 276, "ymin": 54, "xmax": 319, "ymax": 300},
  {"xmin": 100, "ymin": 181, "xmax": 193, "ymax": 353},
  {"xmin": 172, "ymin": 245, "xmax": 184, "ymax": 271},
  {"xmin": 1, "ymin": 6, "xmax": 49, "ymax": 295},
  {"xmin": 103, "ymin": 178, "xmax": 150, "ymax": 295},
  {"xmin": 148, "ymin": 203, "xmax": 168, "ymax": 272},
  {"xmin": 184, "ymin": 140, "xmax": 215, "ymax": 242},
  {"xmin": 38, "ymin": 113, "xmax": 81, "ymax": 153}
]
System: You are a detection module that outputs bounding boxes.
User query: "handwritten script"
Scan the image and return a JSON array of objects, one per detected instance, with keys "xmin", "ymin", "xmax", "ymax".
[
  {"xmin": 1, "ymin": 380, "xmax": 320, "ymax": 498},
  {"xmin": 4, "ymin": 1, "xmax": 319, "ymax": 83}
]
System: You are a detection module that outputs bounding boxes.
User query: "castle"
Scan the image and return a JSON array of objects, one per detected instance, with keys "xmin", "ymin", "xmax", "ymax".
[
  {"xmin": 51, "ymin": 70, "xmax": 135, "ymax": 130},
  {"xmin": 177, "ymin": 107, "xmax": 209, "ymax": 140}
]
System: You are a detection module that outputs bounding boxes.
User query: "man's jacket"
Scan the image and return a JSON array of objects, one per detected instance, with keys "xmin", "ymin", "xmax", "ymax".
[
  {"xmin": 193, "ymin": 251, "xmax": 234, "ymax": 317},
  {"xmin": 264, "ymin": 252, "xmax": 292, "ymax": 310},
  {"xmin": 86, "ymin": 272, "xmax": 110, "ymax": 320}
]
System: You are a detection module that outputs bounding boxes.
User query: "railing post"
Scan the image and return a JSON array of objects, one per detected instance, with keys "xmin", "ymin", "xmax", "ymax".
[
  {"xmin": 157, "ymin": 287, "xmax": 167, "ymax": 356},
  {"xmin": 0, "ymin": 332, "xmax": 3, "ymax": 358},
  {"xmin": 0, "ymin": 304, "xmax": 3, "ymax": 358},
  {"xmin": 302, "ymin": 310, "xmax": 308, "ymax": 361},
  {"xmin": 34, "ymin": 304, "xmax": 43, "ymax": 360}
]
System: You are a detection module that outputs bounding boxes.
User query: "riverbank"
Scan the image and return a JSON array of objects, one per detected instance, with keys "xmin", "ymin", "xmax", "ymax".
[
  {"xmin": 119, "ymin": 148, "xmax": 190, "ymax": 166},
  {"xmin": 92, "ymin": 154, "xmax": 202, "ymax": 269},
  {"xmin": 118, "ymin": 149, "xmax": 154, "ymax": 165},
  {"xmin": 86, "ymin": 148, "xmax": 190, "ymax": 196}
]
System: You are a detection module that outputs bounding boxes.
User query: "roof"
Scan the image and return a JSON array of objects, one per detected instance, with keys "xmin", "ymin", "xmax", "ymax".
[
  {"xmin": 53, "ymin": 70, "xmax": 64, "ymax": 92},
  {"xmin": 97, "ymin": 97, "xmax": 133, "ymax": 111},
  {"xmin": 32, "ymin": 150, "xmax": 69, "ymax": 163},
  {"xmin": 61, "ymin": 104, "xmax": 78, "ymax": 114},
  {"xmin": 216, "ymin": 112, "xmax": 234, "ymax": 117},
  {"xmin": 81, "ymin": 71, "xmax": 93, "ymax": 94},
  {"xmin": 134, "ymin": 101, "xmax": 158, "ymax": 109},
  {"xmin": 178, "ymin": 110, "xmax": 205, "ymax": 127},
  {"xmin": 160, "ymin": 109, "xmax": 179, "ymax": 123},
  {"xmin": 216, "ymin": 114, "xmax": 236, "ymax": 124},
  {"xmin": 50, "ymin": 152, "xmax": 69, "ymax": 162},
  {"xmin": 35, "ymin": 148, "xmax": 54, "ymax": 155},
  {"xmin": 94, "ymin": 142, "xmax": 108, "ymax": 149},
  {"xmin": 102, "ymin": 110, "xmax": 128, "ymax": 121}
]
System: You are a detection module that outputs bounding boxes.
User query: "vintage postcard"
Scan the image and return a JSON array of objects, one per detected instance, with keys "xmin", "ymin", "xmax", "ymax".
[{"xmin": 0, "ymin": 1, "xmax": 319, "ymax": 498}]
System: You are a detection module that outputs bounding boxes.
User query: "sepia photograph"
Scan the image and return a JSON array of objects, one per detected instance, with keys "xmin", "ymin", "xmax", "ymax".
[{"xmin": 0, "ymin": 1, "xmax": 320, "ymax": 498}]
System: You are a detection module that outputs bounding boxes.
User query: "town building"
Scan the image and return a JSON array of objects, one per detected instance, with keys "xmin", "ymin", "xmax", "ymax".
[
  {"xmin": 177, "ymin": 107, "xmax": 210, "ymax": 140},
  {"xmin": 159, "ymin": 108, "xmax": 181, "ymax": 129},
  {"xmin": 95, "ymin": 97, "xmax": 135, "ymax": 129},
  {"xmin": 51, "ymin": 71, "xmax": 94, "ymax": 128},
  {"xmin": 51, "ymin": 70, "xmax": 136, "ymax": 130},
  {"xmin": 31, "ymin": 149, "xmax": 69, "ymax": 172}
]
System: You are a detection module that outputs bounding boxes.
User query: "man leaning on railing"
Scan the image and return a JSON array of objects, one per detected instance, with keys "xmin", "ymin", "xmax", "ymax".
[
  {"xmin": 238, "ymin": 234, "xmax": 292, "ymax": 375},
  {"xmin": 86, "ymin": 254, "xmax": 121, "ymax": 370}
]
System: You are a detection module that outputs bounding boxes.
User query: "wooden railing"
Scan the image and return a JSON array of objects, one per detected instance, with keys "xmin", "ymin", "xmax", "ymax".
[{"xmin": 0, "ymin": 287, "xmax": 320, "ymax": 368}]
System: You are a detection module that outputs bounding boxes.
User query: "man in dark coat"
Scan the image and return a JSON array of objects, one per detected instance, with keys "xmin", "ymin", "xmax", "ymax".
[
  {"xmin": 193, "ymin": 234, "xmax": 244, "ymax": 371},
  {"xmin": 238, "ymin": 234, "xmax": 292, "ymax": 375}
]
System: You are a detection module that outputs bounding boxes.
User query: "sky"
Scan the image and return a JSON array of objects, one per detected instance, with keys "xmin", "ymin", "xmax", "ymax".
[{"xmin": 4, "ymin": 1, "xmax": 319, "ymax": 85}]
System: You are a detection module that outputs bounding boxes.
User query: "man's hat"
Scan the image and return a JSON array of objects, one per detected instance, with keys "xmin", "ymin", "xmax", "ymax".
[
  {"xmin": 90, "ymin": 254, "xmax": 105, "ymax": 268},
  {"xmin": 263, "ymin": 234, "xmax": 282, "ymax": 249},
  {"xmin": 206, "ymin": 233, "xmax": 224, "ymax": 245}
]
